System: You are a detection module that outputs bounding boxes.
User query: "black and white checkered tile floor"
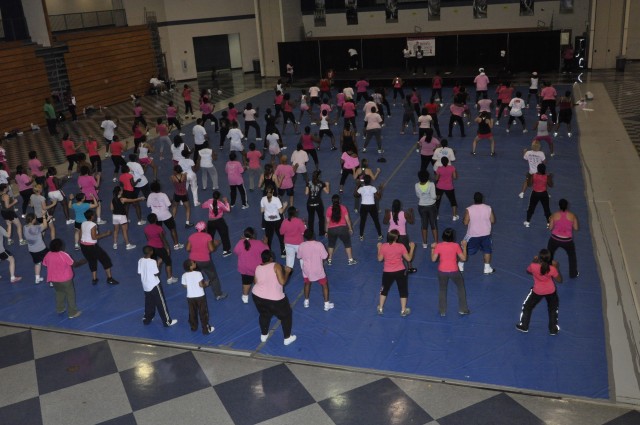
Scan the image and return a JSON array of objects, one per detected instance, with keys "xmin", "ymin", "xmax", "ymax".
[{"xmin": 0, "ymin": 325, "xmax": 637, "ymax": 425}]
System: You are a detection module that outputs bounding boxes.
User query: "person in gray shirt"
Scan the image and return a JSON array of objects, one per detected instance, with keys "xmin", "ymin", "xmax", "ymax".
[{"xmin": 415, "ymin": 170, "xmax": 438, "ymax": 249}]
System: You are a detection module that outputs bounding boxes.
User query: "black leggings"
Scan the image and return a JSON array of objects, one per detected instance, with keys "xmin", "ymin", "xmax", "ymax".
[
  {"xmin": 540, "ymin": 100, "xmax": 557, "ymax": 123},
  {"xmin": 526, "ymin": 190, "xmax": 551, "ymax": 222},
  {"xmin": 304, "ymin": 148, "xmax": 318, "ymax": 167},
  {"xmin": 80, "ymin": 243, "xmax": 113, "ymax": 272},
  {"xmin": 184, "ymin": 100, "xmax": 193, "ymax": 115},
  {"xmin": 518, "ymin": 289, "xmax": 559, "ymax": 332},
  {"xmin": 111, "ymin": 155, "xmax": 126, "ymax": 174},
  {"xmin": 393, "ymin": 88, "xmax": 404, "ymax": 100},
  {"xmin": 229, "ymin": 184, "xmax": 247, "ymax": 206},
  {"xmin": 306, "ymin": 203, "xmax": 325, "ymax": 237},
  {"xmin": 244, "ymin": 121, "xmax": 261, "ymax": 139},
  {"xmin": 264, "ymin": 219, "xmax": 285, "ymax": 254},
  {"xmin": 380, "ymin": 270, "xmax": 408, "ymax": 297},
  {"xmin": 340, "ymin": 168, "xmax": 354, "ymax": 186},
  {"xmin": 359, "ymin": 203, "xmax": 381, "ymax": 237},
  {"xmin": 202, "ymin": 113, "xmax": 219, "ymax": 130},
  {"xmin": 66, "ymin": 154, "xmax": 78, "ymax": 171},
  {"xmin": 20, "ymin": 188, "xmax": 33, "ymax": 215},
  {"xmin": 207, "ymin": 218, "xmax": 231, "ymax": 252},
  {"xmin": 429, "ymin": 113, "xmax": 442, "ymax": 138},
  {"xmin": 252, "ymin": 294, "xmax": 292, "ymax": 338},
  {"xmin": 548, "ymin": 236, "xmax": 578, "ymax": 278},
  {"xmin": 436, "ymin": 188, "xmax": 457, "ymax": 211},
  {"xmin": 90, "ymin": 155, "xmax": 102, "ymax": 173},
  {"xmin": 448, "ymin": 115, "xmax": 465, "ymax": 137}
]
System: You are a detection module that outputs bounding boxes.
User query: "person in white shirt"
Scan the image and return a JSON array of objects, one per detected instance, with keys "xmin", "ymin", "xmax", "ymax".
[
  {"xmin": 192, "ymin": 118, "xmax": 208, "ymax": 163},
  {"xmin": 343, "ymin": 86, "xmax": 355, "ymax": 101},
  {"xmin": 149, "ymin": 76, "xmax": 166, "ymax": 93},
  {"xmin": 506, "ymin": 91, "xmax": 528, "ymax": 134},
  {"xmin": 519, "ymin": 140, "xmax": 546, "ymax": 198},
  {"xmin": 363, "ymin": 107, "xmax": 384, "ymax": 153},
  {"xmin": 182, "ymin": 259, "xmax": 213, "ymax": 334},
  {"xmin": 291, "ymin": 143, "xmax": 309, "ymax": 186},
  {"xmin": 432, "ymin": 139, "xmax": 456, "ymax": 172},
  {"xmin": 227, "ymin": 121, "xmax": 245, "ymax": 154},
  {"xmin": 243, "ymin": 103, "xmax": 261, "ymax": 140},
  {"xmin": 147, "ymin": 181, "xmax": 183, "ymax": 250},
  {"xmin": 357, "ymin": 175, "xmax": 383, "ymax": 240},
  {"xmin": 80, "ymin": 209, "xmax": 118, "ymax": 285},
  {"xmin": 139, "ymin": 246, "xmax": 177, "ymax": 327},
  {"xmin": 100, "ymin": 114, "xmax": 117, "ymax": 157},
  {"xmin": 127, "ymin": 155, "xmax": 150, "ymax": 199},
  {"xmin": 178, "ymin": 148, "xmax": 200, "ymax": 206},
  {"xmin": 198, "ymin": 146, "xmax": 218, "ymax": 190},
  {"xmin": 308, "ymin": 86, "xmax": 321, "ymax": 111}
]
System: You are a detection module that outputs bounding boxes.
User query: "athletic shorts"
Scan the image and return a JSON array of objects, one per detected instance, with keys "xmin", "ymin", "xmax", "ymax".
[
  {"xmin": 466, "ymin": 235, "xmax": 493, "ymax": 255},
  {"xmin": 112, "ymin": 214, "xmax": 128, "ymax": 225}
]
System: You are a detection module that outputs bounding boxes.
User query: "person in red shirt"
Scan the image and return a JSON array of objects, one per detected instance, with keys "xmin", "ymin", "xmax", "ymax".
[
  {"xmin": 516, "ymin": 248, "xmax": 563, "ymax": 334},
  {"xmin": 118, "ymin": 165, "xmax": 143, "ymax": 224},
  {"xmin": 62, "ymin": 133, "xmax": 81, "ymax": 179},
  {"xmin": 84, "ymin": 136, "xmax": 102, "ymax": 186},
  {"xmin": 109, "ymin": 136, "xmax": 126, "ymax": 182},
  {"xmin": 431, "ymin": 228, "xmax": 469, "ymax": 316},
  {"xmin": 376, "ymin": 229, "xmax": 415, "ymax": 316}
]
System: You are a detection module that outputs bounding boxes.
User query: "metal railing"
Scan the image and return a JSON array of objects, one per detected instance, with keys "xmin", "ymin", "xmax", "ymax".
[{"xmin": 49, "ymin": 9, "xmax": 127, "ymax": 33}]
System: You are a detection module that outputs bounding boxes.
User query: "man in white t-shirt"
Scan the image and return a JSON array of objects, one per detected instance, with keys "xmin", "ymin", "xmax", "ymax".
[
  {"xmin": 192, "ymin": 118, "xmax": 208, "ymax": 162},
  {"xmin": 100, "ymin": 115, "xmax": 117, "ymax": 157},
  {"xmin": 507, "ymin": 91, "xmax": 528, "ymax": 134},
  {"xmin": 127, "ymin": 154, "xmax": 150, "ymax": 200},
  {"xmin": 227, "ymin": 122, "xmax": 245, "ymax": 152},
  {"xmin": 182, "ymin": 259, "xmax": 213, "ymax": 334},
  {"xmin": 139, "ymin": 246, "xmax": 177, "ymax": 327}
]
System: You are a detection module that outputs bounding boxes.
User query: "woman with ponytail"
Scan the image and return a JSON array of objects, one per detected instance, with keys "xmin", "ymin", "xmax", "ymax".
[
  {"xmin": 279, "ymin": 206, "xmax": 306, "ymax": 269},
  {"xmin": 383, "ymin": 199, "xmax": 416, "ymax": 273},
  {"xmin": 516, "ymin": 248, "xmax": 563, "ymax": 335},
  {"xmin": 233, "ymin": 227, "xmax": 268, "ymax": 303},
  {"xmin": 325, "ymin": 194, "xmax": 356, "ymax": 266},
  {"xmin": 202, "ymin": 190, "xmax": 232, "ymax": 257}
]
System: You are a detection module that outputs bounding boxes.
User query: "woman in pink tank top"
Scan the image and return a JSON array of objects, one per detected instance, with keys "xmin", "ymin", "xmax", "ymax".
[
  {"xmin": 252, "ymin": 249, "xmax": 296, "ymax": 345},
  {"xmin": 547, "ymin": 198, "xmax": 579, "ymax": 278}
]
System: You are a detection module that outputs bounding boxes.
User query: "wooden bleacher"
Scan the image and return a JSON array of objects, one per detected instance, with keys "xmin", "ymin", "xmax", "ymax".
[
  {"xmin": 0, "ymin": 44, "xmax": 50, "ymax": 133},
  {"xmin": 57, "ymin": 25, "xmax": 157, "ymax": 113}
]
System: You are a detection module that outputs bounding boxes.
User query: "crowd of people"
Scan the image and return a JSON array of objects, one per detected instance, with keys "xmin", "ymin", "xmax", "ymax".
[{"xmin": 3, "ymin": 68, "xmax": 582, "ymax": 343}]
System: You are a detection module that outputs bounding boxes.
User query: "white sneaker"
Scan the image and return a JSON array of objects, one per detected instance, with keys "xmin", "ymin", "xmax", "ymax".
[
  {"xmin": 112, "ymin": 177, "xmax": 117, "ymax": 183},
  {"xmin": 452, "ymin": 215, "xmax": 459, "ymax": 221},
  {"xmin": 242, "ymin": 294, "xmax": 249, "ymax": 304},
  {"xmin": 113, "ymin": 244, "xmax": 118, "ymax": 250},
  {"xmin": 505, "ymin": 129, "xmax": 510, "ymax": 133},
  {"xmin": 260, "ymin": 334, "xmax": 268, "ymax": 342},
  {"xmin": 567, "ymin": 132, "xmax": 572, "ymax": 137},
  {"xmin": 284, "ymin": 335, "xmax": 297, "ymax": 346},
  {"xmin": 304, "ymin": 299, "xmax": 310, "ymax": 308},
  {"xmin": 458, "ymin": 261, "xmax": 464, "ymax": 272},
  {"xmin": 422, "ymin": 243, "xmax": 428, "ymax": 249},
  {"xmin": 35, "ymin": 276, "xmax": 44, "ymax": 284},
  {"xmin": 518, "ymin": 192, "xmax": 524, "ymax": 199},
  {"xmin": 167, "ymin": 276, "xmax": 178, "ymax": 285},
  {"xmin": 193, "ymin": 202, "xmax": 201, "ymax": 207},
  {"xmin": 125, "ymin": 243, "xmax": 136, "ymax": 250},
  {"xmin": 66, "ymin": 219, "xmax": 75, "ymax": 225},
  {"xmin": 324, "ymin": 301, "xmax": 334, "ymax": 311},
  {"xmin": 522, "ymin": 129, "xmax": 528, "ymax": 133},
  {"xmin": 97, "ymin": 219, "xmax": 106, "ymax": 225},
  {"xmin": 168, "ymin": 319, "xmax": 178, "ymax": 327},
  {"xmin": 553, "ymin": 132, "xmax": 559, "ymax": 137},
  {"xmin": 137, "ymin": 220, "xmax": 146, "ymax": 225},
  {"xmin": 484, "ymin": 266, "xmax": 495, "ymax": 275},
  {"xmin": 173, "ymin": 243, "xmax": 184, "ymax": 250},
  {"xmin": 523, "ymin": 221, "xmax": 530, "ymax": 227}
]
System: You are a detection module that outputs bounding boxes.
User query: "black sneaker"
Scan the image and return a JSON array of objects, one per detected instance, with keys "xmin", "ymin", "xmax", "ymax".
[
  {"xmin": 222, "ymin": 251, "xmax": 232, "ymax": 257},
  {"xmin": 549, "ymin": 325, "xmax": 560, "ymax": 335},
  {"xmin": 515, "ymin": 324, "xmax": 528, "ymax": 333},
  {"xmin": 107, "ymin": 277, "xmax": 119, "ymax": 285},
  {"xmin": 92, "ymin": 278, "xmax": 99, "ymax": 285},
  {"xmin": 185, "ymin": 223, "xmax": 194, "ymax": 228}
]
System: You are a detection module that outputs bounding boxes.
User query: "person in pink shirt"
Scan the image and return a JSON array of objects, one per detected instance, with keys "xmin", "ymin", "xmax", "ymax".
[
  {"xmin": 83, "ymin": 137, "xmax": 102, "ymax": 185},
  {"xmin": 27, "ymin": 150, "xmax": 45, "ymax": 187},
  {"xmin": 417, "ymin": 128, "xmax": 440, "ymax": 173},
  {"xmin": 547, "ymin": 198, "xmax": 579, "ymax": 278},
  {"xmin": 166, "ymin": 101, "xmax": 181, "ymax": 131},
  {"xmin": 225, "ymin": 152, "xmax": 248, "ymax": 208},
  {"xmin": 133, "ymin": 101, "xmax": 147, "ymax": 129},
  {"xmin": 252, "ymin": 249, "xmax": 295, "ymax": 345},
  {"xmin": 43, "ymin": 238, "xmax": 86, "ymax": 318},
  {"xmin": 202, "ymin": 190, "xmax": 232, "ymax": 256},
  {"xmin": 339, "ymin": 148, "xmax": 359, "ymax": 194},
  {"xmin": 14, "ymin": 165, "xmax": 33, "ymax": 217},
  {"xmin": 431, "ymin": 71, "xmax": 443, "ymax": 102},
  {"xmin": 234, "ymin": 227, "xmax": 269, "ymax": 303},
  {"xmin": 447, "ymin": 103, "xmax": 466, "ymax": 138},
  {"xmin": 431, "ymin": 228, "xmax": 469, "ymax": 316},
  {"xmin": 342, "ymin": 98, "xmax": 357, "ymax": 133},
  {"xmin": 325, "ymin": 194, "xmax": 357, "ymax": 266},
  {"xmin": 460, "ymin": 192, "xmax": 495, "ymax": 275},
  {"xmin": 473, "ymin": 68, "xmax": 490, "ymax": 104},
  {"xmin": 516, "ymin": 248, "xmax": 562, "ymax": 334},
  {"xmin": 227, "ymin": 102, "xmax": 238, "ymax": 125},
  {"xmin": 383, "ymin": 199, "xmax": 416, "ymax": 273},
  {"xmin": 355, "ymin": 78, "xmax": 369, "ymax": 104},
  {"xmin": 186, "ymin": 221, "xmax": 227, "ymax": 300},
  {"xmin": 539, "ymin": 81, "xmax": 558, "ymax": 124},
  {"xmin": 246, "ymin": 143, "xmax": 263, "ymax": 191},
  {"xmin": 376, "ymin": 229, "xmax": 415, "ymax": 316},
  {"xmin": 279, "ymin": 207, "xmax": 306, "ymax": 269},
  {"xmin": 495, "ymin": 82, "xmax": 514, "ymax": 123},
  {"xmin": 435, "ymin": 157, "xmax": 458, "ymax": 220},
  {"xmin": 62, "ymin": 133, "xmax": 81, "ymax": 179},
  {"xmin": 182, "ymin": 84, "xmax": 194, "ymax": 118},
  {"xmin": 297, "ymin": 229, "xmax": 334, "ymax": 311},
  {"xmin": 275, "ymin": 155, "xmax": 295, "ymax": 206}
]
